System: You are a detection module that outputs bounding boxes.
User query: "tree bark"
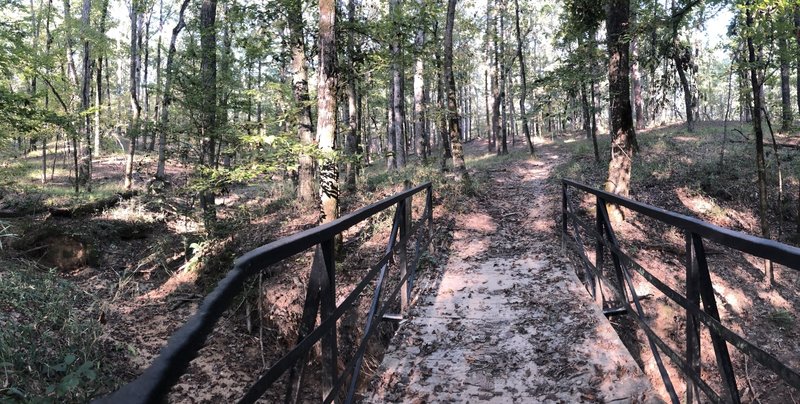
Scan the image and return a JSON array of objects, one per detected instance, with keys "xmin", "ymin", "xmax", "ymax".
[
  {"xmin": 389, "ymin": 0, "xmax": 405, "ymax": 168},
  {"xmin": 512, "ymin": 0, "xmax": 533, "ymax": 155},
  {"xmin": 413, "ymin": 4, "xmax": 428, "ymax": 162},
  {"xmin": 344, "ymin": 0, "xmax": 358, "ymax": 189},
  {"xmin": 745, "ymin": 4, "xmax": 772, "ymax": 285},
  {"xmin": 287, "ymin": 0, "xmax": 316, "ymax": 204},
  {"xmin": 199, "ymin": 0, "xmax": 218, "ymax": 229},
  {"xmin": 489, "ymin": 0, "xmax": 500, "ymax": 154},
  {"xmin": 605, "ymin": 0, "xmax": 638, "ymax": 221},
  {"xmin": 632, "ymin": 37, "xmax": 644, "ymax": 129},
  {"xmin": 79, "ymin": 0, "xmax": 92, "ymax": 191},
  {"xmin": 125, "ymin": 2, "xmax": 141, "ymax": 190},
  {"xmin": 95, "ymin": 0, "xmax": 109, "ymax": 156},
  {"xmin": 444, "ymin": 0, "xmax": 467, "ymax": 180},
  {"xmin": 779, "ymin": 34, "xmax": 792, "ymax": 132},
  {"xmin": 318, "ymin": 0, "xmax": 338, "ymax": 223},
  {"xmin": 498, "ymin": 0, "xmax": 508, "ymax": 155},
  {"xmin": 155, "ymin": 0, "xmax": 188, "ymax": 179}
]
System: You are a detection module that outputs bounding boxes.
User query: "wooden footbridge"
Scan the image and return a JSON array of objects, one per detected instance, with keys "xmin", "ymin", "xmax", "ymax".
[{"xmin": 97, "ymin": 180, "xmax": 800, "ymax": 403}]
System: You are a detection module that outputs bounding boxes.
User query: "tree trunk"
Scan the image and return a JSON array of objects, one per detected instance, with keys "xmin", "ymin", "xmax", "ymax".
[
  {"xmin": 95, "ymin": 0, "xmax": 109, "ymax": 156},
  {"xmin": 155, "ymin": 0, "xmax": 188, "ymax": 180},
  {"xmin": 444, "ymin": 0, "xmax": 467, "ymax": 180},
  {"xmin": 389, "ymin": 0, "xmax": 405, "ymax": 168},
  {"xmin": 287, "ymin": 0, "xmax": 316, "ymax": 203},
  {"xmin": 512, "ymin": 0, "xmax": 533, "ymax": 155},
  {"xmin": 580, "ymin": 81, "xmax": 591, "ymax": 139},
  {"xmin": 489, "ymin": 0, "xmax": 501, "ymax": 154},
  {"xmin": 674, "ymin": 50, "xmax": 694, "ymax": 133},
  {"xmin": 605, "ymin": 0, "xmax": 638, "ymax": 221},
  {"xmin": 125, "ymin": 3, "xmax": 141, "ymax": 190},
  {"xmin": 498, "ymin": 1, "xmax": 508, "ymax": 156},
  {"xmin": 63, "ymin": 0, "xmax": 78, "ymax": 86},
  {"xmin": 413, "ymin": 8, "xmax": 428, "ymax": 162},
  {"xmin": 745, "ymin": 5, "xmax": 772, "ymax": 285},
  {"xmin": 199, "ymin": 0, "xmax": 218, "ymax": 229},
  {"xmin": 79, "ymin": 0, "xmax": 92, "ymax": 191},
  {"xmin": 344, "ymin": 0, "xmax": 358, "ymax": 189},
  {"xmin": 779, "ymin": 35, "xmax": 792, "ymax": 132},
  {"xmin": 632, "ymin": 28, "xmax": 644, "ymax": 129},
  {"xmin": 318, "ymin": 0, "xmax": 338, "ymax": 224}
]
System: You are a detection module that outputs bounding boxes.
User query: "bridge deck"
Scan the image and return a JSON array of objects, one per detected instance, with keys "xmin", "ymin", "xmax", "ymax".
[{"xmin": 367, "ymin": 256, "xmax": 657, "ymax": 403}]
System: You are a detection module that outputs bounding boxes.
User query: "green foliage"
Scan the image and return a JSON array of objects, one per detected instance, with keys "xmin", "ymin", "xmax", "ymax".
[{"xmin": 0, "ymin": 261, "xmax": 117, "ymax": 402}]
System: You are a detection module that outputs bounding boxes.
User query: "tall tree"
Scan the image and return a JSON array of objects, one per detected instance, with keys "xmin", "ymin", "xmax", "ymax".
[
  {"xmin": 155, "ymin": 0, "xmax": 189, "ymax": 179},
  {"xmin": 605, "ymin": 0, "xmax": 638, "ymax": 221},
  {"xmin": 444, "ymin": 0, "xmax": 467, "ymax": 180},
  {"xmin": 344, "ymin": 0, "xmax": 359, "ymax": 189},
  {"xmin": 389, "ymin": 0, "xmax": 405, "ymax": 168},
  {"xmin": 288, "ymin": 0, "xmax": 316, "ymax": 204},
  {"xmin": 318, "ymin": 0, "xmax": 338, "ymax": 223},
  {"xmin": 413, "ymin": 0, "xmax": 428, "ymax": 162},
  {"xmin": 125, "ymin": 1, "xmax": 141, "ymax": 190},
  {"xmin": 199, "ymin": 0, "xmax": 218, "ymax": 228},
  {"xmin": 778, "ymin": 17, "xmax": 792, "ymax": 132},
  {"xmin": 78, "ymin": 0, "xmax": 91, "ymax": 191},
  {"xmin": 512, "ymin": 0, "xmax": 534, "ymax": 155},
  {"xmin": 745, "ymin": 3, "xmax": 772, "ymax": 284},
  {"xmin": 94, "ymin": 0, "xmax": 109, "ymax": 156}
]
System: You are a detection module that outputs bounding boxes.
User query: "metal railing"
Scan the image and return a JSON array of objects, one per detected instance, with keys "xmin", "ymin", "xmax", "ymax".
[
  {"xmin": 561, "ymin": 178, "xmax": 800, "ymax": 404},
  {"xmin": 97, "ymin": 182, "xmax": 434, "ymax": 403}
]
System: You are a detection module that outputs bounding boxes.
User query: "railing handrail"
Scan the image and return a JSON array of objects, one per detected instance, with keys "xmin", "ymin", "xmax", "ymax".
[
  {"xmin": 561, "ymin": 178, "xmax": 800, "ymax": 404},
  {"xmin": 97, "ymin": 182, "xmax": 433, "ymax": 404},
  {"xmin": 562, "ymin": 178, "xmax": 800, "ymax": 270}
]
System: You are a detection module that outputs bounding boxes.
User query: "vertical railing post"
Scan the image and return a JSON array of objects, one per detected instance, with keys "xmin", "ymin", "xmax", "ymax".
[
  {"xmin": 398, "ymin": 198, "xmax": 409, "ymax": 315},
  {"xmin": 692, "ymin": 234, "xmax": 740, "ymax": 404},
  {"xmin": 426, "ymin": 185, "xmax": 433, "ymax": 244},
  {"xmin": 593, "ymin": 195, "xmax": 604, "ymax": 302},
  {"xmin": 319, "ymin": 238, "xmax": 338, "ymax": 403},
  {"xmin": 685, "ymin": 231, "xmax": 701, "ymax": 404}
]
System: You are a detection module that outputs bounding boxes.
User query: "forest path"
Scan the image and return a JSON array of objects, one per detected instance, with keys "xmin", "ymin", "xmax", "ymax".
[{"xmin": 366, "ymin": 140, "xmax": 658, "ymax": 403}]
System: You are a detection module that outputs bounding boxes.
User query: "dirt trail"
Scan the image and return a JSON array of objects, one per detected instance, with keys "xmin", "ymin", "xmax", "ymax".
[{"xmin": 366, "ymin": 141, "xmax": 659, "ymax": 403}]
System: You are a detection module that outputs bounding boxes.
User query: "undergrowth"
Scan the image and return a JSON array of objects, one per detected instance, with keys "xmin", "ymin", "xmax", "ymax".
[{"xmin": 0, "ymin": 260, "xmax": 119, "ymax": 402}]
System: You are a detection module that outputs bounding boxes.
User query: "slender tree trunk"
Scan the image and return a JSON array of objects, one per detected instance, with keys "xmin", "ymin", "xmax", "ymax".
[
  {"xmin": 413, "ymin": 8, "xmax": 428, "ymax": 162},
  {"xmin": 795, "ymin": 6, "xmax": 800, "ymax": 124},
  {"xmin": 580, "ymin": 81, "xmax": 591, "ymax": 139},
  {"xmin": 78, "ymin": 0, "xmax": 92, "ymax": 191},
  {"xmin": 605, "ymin": 0, "xmax": 638, "ymax": 221},
  {"xmin": 498, "ymin": 2, "xmax": 508, "ymax": 156},
  {"xmin": 745, "ymin": 5, "xmax": 772, "ymax": 285},
  {"xmin": 488, "ymin": 0, "xmax": 499, "ymax": 153},
  {"xmin": 63, "ymin": 0, "xmax": 78, "ymax": 86},
  {"xmin": 155, "ymin": 0, "xmax": 188, "ymax": 179},
  {"xmin": 94, "ymin": 0, "xmax": 108, "ymax": 156},
  {"xmin": 779, "ymin": 35, "xmax": 792, "ymax": 132},
  {"xmin": 389, "ymin": 0, "xmax": 405, "ymax": 168},
  {"xmin": 318, "ymin": 0, "xmax": 338, "ymax": 223},
  {"xmin": 632, "ymin": 30, "xmax": 644, "ymax": 129},
  {"xmin": 287, "ymin": 0, "xmax": 316, "ymax": 203},
  {"xmin": 198, "ymin": 0, "xmax": 218, "ymax": 229},
  {"xmin": 435, "ymin": 48, "xmax": 451, "ymax": 171},
  {"xmin": 126, "ymin": 3, "xmax": 141, "ymax": 190},
  {"xmin": 344, "ymin": 0, "xmax": 358, "ymax": 189},
  {"xmin": 444, "ymin": 0, "xmax": 467, "ymax": 180},
  {"xmin": 513, "ymin": 0, "xmax": 533, "ymax": 155}
]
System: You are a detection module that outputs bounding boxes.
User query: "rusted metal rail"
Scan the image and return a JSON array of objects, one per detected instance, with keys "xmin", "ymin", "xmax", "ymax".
[
  {"xmin": 97, "ymin": 182, "xmax": 434, "ymax": 403},
  {"xmin": 561, "ymin": 178, "xmax": 800, "ymax": 404}
]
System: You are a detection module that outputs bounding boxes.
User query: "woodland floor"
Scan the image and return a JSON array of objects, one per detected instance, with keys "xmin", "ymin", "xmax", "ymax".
[{"xmin": 2, "ymin": 122, "xmax": 800, "ymax": 402}]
